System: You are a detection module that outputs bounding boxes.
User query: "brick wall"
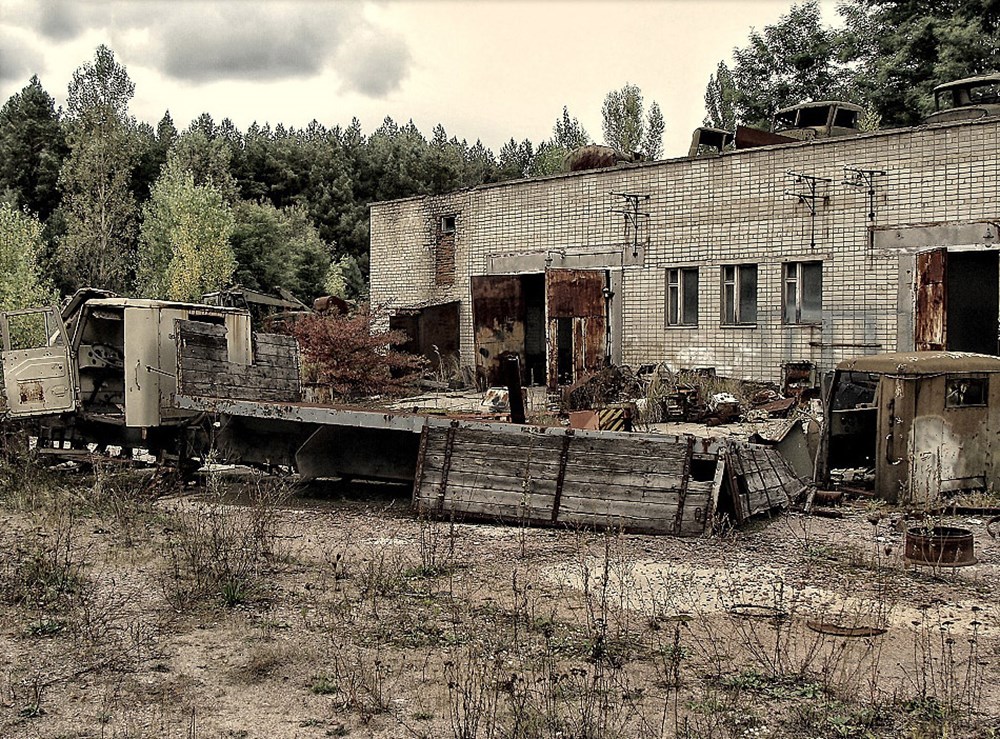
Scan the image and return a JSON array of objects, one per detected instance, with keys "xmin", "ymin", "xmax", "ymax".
[{"xmin": 370, "ymin": 118, "xmax": 1000, "ymax": 384}]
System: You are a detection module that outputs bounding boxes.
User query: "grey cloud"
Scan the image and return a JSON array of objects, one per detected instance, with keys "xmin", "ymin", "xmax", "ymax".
[
  {"xmin": 0, "ymin": 31, "xmax": 42, "ymax": 84},
  {"xmin": 0, "ymin": 0, "xmax": 413, "ymax": 91},
  {"xmin": 336, "ymin": 30, "xmax": 411, "ymax": 97},
  {"xmin": 35, "ymin": 0, "xmax": 87, "ymax": 40},
  {"xmin": 153, "ymin": 2, "xmax": 366, "ymax": 83}
]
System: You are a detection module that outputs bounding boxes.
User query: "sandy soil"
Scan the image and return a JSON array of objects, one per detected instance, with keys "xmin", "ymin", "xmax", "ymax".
[{"xmin": 1, "ymin": 468, "xmax": 998, "ymax": 739}]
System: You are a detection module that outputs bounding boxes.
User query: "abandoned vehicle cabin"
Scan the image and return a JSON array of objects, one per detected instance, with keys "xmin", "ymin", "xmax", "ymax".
[
  {"xmin": 822, "ymin": 351, "xmax": 1000, "ymax": 505},
  {"xmin": 369, "ymin": 111, "xmax": 1000, "ymax": 391}
]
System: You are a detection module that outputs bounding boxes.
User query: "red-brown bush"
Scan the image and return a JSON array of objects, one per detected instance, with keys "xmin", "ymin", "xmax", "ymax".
[{"xmin": 288, "ymin": 304, "xmax": 427, "ymax": 400}]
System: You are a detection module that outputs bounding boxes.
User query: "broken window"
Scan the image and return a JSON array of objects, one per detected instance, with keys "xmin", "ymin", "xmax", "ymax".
[
  {"xmin": 945, "ymin": 375, "xmax": 988, "ymax": 407},
  {"xmin": 722, "ymin": 264, "xmax": 757, "ymax": 325},
  {"xmin": 666, "ymin": 267, "xmax": 698, "ymax": 326},
  {"xmin": 435, "ymin": 214, "xmax": 457, "ymax": 286},
  {"xmin": 833, "ymin": 107, "xmax": 858, "ymax": 128},
  {"xmin": 783, "ymin": 261, "xmax": 823, "ymax": 324}
]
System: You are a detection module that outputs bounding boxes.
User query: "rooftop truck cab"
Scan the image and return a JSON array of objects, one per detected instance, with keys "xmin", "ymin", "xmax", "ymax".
[
  {"xmin": 771, "ymin": 101, "xmax": 864, "ymax": 140},
  {"xmin": 924, "ymin": 74, "xmax": 1000, "ymax": 124}
]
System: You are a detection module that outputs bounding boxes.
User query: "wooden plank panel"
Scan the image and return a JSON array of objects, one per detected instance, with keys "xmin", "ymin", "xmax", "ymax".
[
  {"xmin": 414, "ymin": 425, "xmax": 733, "ymax": 537},
  {"xmin": 419, "ymin": 468, "xmax": 560, "ymax": 497}
]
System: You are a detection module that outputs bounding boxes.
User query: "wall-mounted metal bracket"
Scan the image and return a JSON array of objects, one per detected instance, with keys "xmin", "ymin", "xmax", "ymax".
[
  {"xmin": 609, "ymin": 191, "xmax": 650, "ymax": 258},
  {"xmin": 842, "ymin": 166, "xmax": 887, "ymax": 262},
  {"xmin": 784, "ymin": 171, "xmax": 831, "ymax": 250}
]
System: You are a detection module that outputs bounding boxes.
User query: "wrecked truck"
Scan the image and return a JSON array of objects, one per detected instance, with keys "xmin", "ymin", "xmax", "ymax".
[
  {"xmin": 0, "ymin": 292, "xmax": 260, "ymax": 465},
  {"xmin": 0, "ymin": 291, "xmax": 805, "ymax": 536},
  {"xmin": 818, "ymin": 351, "xmax": 1000, "ymax": 505}
]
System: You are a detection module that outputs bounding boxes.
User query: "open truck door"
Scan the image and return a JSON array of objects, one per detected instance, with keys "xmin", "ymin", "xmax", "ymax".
[{"xmin": 0, "ymin": 306, "xmax": 76, "ymax": 417}]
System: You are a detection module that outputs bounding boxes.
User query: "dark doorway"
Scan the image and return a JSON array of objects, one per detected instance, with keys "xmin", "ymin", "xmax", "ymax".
[
  {"xmin": 389, "ymin": 301, "xmax": 461, "ymax": 370},
  {"xmin": 523, "ymin": 274, "xmax": 546, "ymax": 385},
  {"xmin": 948, "ymin": 251, "xmax": 999, "ymax": 355}
]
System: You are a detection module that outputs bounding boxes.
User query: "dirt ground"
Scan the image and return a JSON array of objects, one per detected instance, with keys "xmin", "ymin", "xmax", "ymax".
[{"xmin": 1, "ymin": 457, "xmax": 998, "ymax": 739}]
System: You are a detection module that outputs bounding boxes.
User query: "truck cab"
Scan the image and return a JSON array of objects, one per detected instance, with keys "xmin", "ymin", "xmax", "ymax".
[
  {"xmin": 1, "ymin": 292, "xmax": 253, "ymax": 455},
  {"xmin": 924, "ymin": 74, "xmax": 1000, "ymax": 124}
]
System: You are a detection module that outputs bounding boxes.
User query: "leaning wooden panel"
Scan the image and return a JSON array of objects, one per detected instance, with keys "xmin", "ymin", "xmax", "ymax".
[
  {"xmin": 724, "ymin": 442, "xmax": 805, "ymax": 522},
  {"xmin": 414, "ymin": 424, "xmax": 714, "ymax": 536}
]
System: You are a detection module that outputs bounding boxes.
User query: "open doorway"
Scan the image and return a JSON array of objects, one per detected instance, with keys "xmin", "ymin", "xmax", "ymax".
[{"xmin": 916, "ymin": 249, "xmax": 999, "ymax": 354}]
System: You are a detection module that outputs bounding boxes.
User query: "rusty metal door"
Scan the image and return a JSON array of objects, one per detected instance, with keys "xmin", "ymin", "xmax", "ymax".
[
  {"xmin": 545, "ymin": 270, "xmax": 606, "ymax": 387},
  {"xmin": 471, "ymin": 275, "xmax": 525, "ymax": 386},
  {"xmin": 915, "ymin": 249, "xmax": 946, "ymax": 351}
]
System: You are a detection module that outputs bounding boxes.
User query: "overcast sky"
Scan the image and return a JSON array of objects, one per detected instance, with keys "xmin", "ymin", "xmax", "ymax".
[{"xmin": 0, "ymin": 0, "xmax": 840, "ymax": 159}]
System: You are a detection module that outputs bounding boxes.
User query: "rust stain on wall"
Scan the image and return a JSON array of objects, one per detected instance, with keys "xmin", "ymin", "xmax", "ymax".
[{"xmin": 471, "ymin": 275, "xmax": 526, "ymax": 386}]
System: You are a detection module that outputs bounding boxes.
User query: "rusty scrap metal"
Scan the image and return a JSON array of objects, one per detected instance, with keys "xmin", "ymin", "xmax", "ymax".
[
  {"xmin": 728, "ymin": 604, "xmax": 789, "ymax": 621},
  {"xmin": 904, "ymin": 526, "xmax": 977, "ymax": 567},
  {"xmin": 988, "ymin": 516, "xmax": 1000, "ymax": 539},
  {"xmin": 806, "ymin": 621, "xmax": 887, "ymax": 638}
]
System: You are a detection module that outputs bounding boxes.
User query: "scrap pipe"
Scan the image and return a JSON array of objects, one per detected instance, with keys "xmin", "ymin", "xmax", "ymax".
[{"xmin": 504, "ymin": 355, "xmax": 526, "ymax": 424}]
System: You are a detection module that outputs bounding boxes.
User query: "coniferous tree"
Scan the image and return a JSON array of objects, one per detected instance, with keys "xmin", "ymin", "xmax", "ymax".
[{"xmin": 0, "ymin": 76, "xmax": 67, "ymax": 220}]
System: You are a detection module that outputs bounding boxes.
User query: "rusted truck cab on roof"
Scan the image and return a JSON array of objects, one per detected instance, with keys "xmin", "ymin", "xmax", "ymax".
[
  {"xmin": 820, "ymin": 352, "xmax": 1000, "ymax": 505},
  {"xmin": 924, "ymin": 74, "xmax": 1000, "ymax": 124},
  {"xmin": 771, "ymin": 101, "xmax": 864, "ymax": 140}
]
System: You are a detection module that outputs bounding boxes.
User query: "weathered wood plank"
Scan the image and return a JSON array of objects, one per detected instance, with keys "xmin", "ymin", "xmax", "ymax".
[{"xmin": 180, "ymin": 366, "xmax": 301, "ymax": 383}]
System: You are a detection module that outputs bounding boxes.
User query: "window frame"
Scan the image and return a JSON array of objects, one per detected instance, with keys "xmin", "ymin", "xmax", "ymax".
[
  {"xmin": 721, "ymin": 263, "xmax": 758, "ymax": 327},
  {"xmin": 945, "ymin": 375, "xmax": 988, "ymax": 408},
  {"xmin": 665, "ymin": 267, "xmax": 699, "ymax": 327},
  {"xmin": 439, "ymin": 214, "xmax": 456, "ymax": 235},
  {"xmin": 783, "ymin": 260, "xmax": 823, "ymax": 325}
]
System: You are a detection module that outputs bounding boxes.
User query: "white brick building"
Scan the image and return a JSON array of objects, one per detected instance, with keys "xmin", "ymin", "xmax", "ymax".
[{"xmin": 370, "ymin": 117, "xmax": 1000, "ymax": 388}]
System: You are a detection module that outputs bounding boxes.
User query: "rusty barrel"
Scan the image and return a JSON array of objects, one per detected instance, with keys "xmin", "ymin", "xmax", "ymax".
[{"xmin": 904, "ymin": 526, "xmax": 977, "ymax": 567}]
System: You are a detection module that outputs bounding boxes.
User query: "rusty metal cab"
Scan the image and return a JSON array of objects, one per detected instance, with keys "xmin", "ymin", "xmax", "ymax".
[
  {"xmin": 820, "ymin": 352, "xmax": 1000, "ymax": 504},
  {"xmin": 924, "ymin": 74, "xmax": 1000, "ymax": 124},
  {"xmin": 771, "ymin": 101, "xmax": 864, "ymax": 140}
]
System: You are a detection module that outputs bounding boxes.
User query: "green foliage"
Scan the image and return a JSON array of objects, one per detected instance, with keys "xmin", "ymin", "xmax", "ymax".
[
  {"xmin": 230, "ymin": 200, "xmax": 331, "ymax": 302},
  {"xmin": 727, "ymin": 1, "xmax": 849, "ymax": 129},
  {"xmin": 137, "ymin": 159, "xmax": 236, "ymax": 301},
  {"xmin": 58, "ymin": 45, "xmax": 139, "ymax": 293},
  {"xmin": 529, "ymin": 142, "xmax": 569, "ymax": 176},
  {"xmin": 703, "ymin": 61, "xmax": 738, "ymax": 130},
  {"xmin": 324, "ymin": 254, "xmax": 365, "ymax": 300},
  {"xmin": 171, "ymin": 120, "xmax": 239, "ymax": 202},
  {"xmin": 552, "ymin": 106, "xmax": 590, "ymax": 150},
  {"xmin": 497, "ymin": 137, "xmax": 535, "ymax": 179},
  {"xmin": 708, "ymin": 0, "xmax": 1000, "ymax": 130},
  {"xmin": 601, "ymin": 83, "xmax": 664, "ymax": 158},
  {"xmin": 0, "ymin": 76, "xmax": 67, "ymax": 221},
  {"xmin": 0, "ymin": 203, "xmax": 57, "ymax": 313},
  {"xmin": 842, "ymin": 0, "xmax": 1000, "ymax": 126}
]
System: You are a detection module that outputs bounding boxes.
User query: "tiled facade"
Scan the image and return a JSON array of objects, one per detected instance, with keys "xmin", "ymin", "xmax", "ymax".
[{"xmin": 370, "ymin": 118, "xmax": 1000, "ymax": 384}]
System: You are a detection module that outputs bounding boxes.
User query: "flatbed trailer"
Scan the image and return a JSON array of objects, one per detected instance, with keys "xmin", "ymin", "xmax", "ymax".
[{"xmin": 2, "ymin": 297, "xmax": 805, "ymax": 536}]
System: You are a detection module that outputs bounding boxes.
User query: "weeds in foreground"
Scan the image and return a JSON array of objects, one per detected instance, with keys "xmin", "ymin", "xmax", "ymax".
[{"xmin": 160, "ymin": 468, "xmax": 288, "ymax": 610}]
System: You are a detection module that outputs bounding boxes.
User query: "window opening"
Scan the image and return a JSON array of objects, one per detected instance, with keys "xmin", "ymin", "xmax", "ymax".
[
  {"xmin": 666, "ymin": 268, "xmax": 699, "ymax": 326},
  {"xmin": 722, "ymin": 264, "xmax": 757, "ymax": 325},
  {"xmin": 945, "ymin": 376, "xmax": 987, "ymax": 407},
  {"xmin": 783, "ymin": 261, "xmax": 822, "ymax": 324}
]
